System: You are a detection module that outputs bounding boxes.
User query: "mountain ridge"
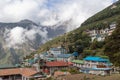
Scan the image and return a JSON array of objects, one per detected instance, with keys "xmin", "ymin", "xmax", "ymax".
[{"xmin": 0, "ymin": 19, "xmax": 68, "ymax": 65}]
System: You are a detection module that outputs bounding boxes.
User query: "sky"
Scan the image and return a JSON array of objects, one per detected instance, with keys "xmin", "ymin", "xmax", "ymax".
[{"xmin": 0, "ymin": 0, "xmax": 116, "ymax": 28}]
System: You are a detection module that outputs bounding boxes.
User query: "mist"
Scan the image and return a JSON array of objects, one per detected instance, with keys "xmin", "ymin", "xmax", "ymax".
[{"xmin": 3, "ymin": 26, "xmax": 48, "ymax": 49}]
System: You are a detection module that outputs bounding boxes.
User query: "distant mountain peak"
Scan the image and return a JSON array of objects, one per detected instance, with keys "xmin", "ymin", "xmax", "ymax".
[
  {"xmin": 19, "ymin": 19, "xmax": 38, "ymax": 26},
  {"xmin": 19, "ymin": 19, "xmax": 33, "ymax": 23}
]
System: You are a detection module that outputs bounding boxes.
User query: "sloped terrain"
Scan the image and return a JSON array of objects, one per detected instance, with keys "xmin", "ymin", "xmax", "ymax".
[{"xmin": 37, "ymin": 1, "xmax": 120, "ymax": 55}]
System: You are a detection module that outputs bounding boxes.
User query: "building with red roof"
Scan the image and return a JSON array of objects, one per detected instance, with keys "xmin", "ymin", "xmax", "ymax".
[{"xmin": 0, "ymin": 68, "xmax": 46, "ymax": 80}]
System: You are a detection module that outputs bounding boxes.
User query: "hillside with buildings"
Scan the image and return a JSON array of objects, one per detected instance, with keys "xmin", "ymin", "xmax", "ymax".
[
  {"xmin": 0, "ymin": 1, "xmax": 120, "ymax": 80},
  {"xmin": 27, "ymin": 1, "xmax": 120, "ymax": 70},
  {"xmin": 35, "ymin": 0, "xmax": 120, "ymax": 57}
]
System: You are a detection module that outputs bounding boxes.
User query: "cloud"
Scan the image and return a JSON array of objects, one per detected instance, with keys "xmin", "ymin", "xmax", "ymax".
[
  {"xmin": 0, "ymin": 0, "xmax": 45, "ymax": 22},
  {"xmin": 3, "ymin": 26, "xmax": 48, "ymax": 48},
  {"xmin": 0, "ymin": 0, "xmax": 113, "ymax": 31}
]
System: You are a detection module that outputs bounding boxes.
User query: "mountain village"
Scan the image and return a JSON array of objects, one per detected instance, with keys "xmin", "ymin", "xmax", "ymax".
[
  {"xmin": 0, "ymin": 22, "xmax": 119, "ymax": 80},
  {"xmin": 0, "ymin": 0, "xmax": 120, "ymax": 80}
]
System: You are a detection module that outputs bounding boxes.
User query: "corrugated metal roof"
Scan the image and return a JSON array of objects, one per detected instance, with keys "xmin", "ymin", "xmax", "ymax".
[
  {"xmin": 84, "ymin": 56, "xmax": 109, "ymax": 62},
  {"xmin": 46, "ymin": 61, "xmax": 69, "ymax": 67},
  {"xmin": 92, "ymin": 67, "xmax": 111, "ymax": 70},
  {"xmin": 0, "ymin": 68, "xmax": 38, "ymax": 77},
  {"xmin": 57, "ymin": 54, "xmax": 72, "ymax": 58},
  {"xmin": 72, "ymin": 60, "xmax": 84, "ymax": 64},
  {"xmin": 47, "ymin": 58, "xmax": 56, "ymax": 61}
]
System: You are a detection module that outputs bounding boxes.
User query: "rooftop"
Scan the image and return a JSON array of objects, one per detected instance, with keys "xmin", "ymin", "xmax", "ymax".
[
  {"xmin": 72, "ymin": 60, "xmax": 84, "ymax": 64},
  {"xmin": 46, "ymin": 61, "xmax": 70, "ymax": 67},
  {"xmin": 0, "ymin": 68, "xmax": 38, "ymax": 77},
  {"xmin": 47, "ymin": 58, "xmax": 56, "ymax": 61},
  {"xmin": 57, "ymin": 54, "xmax": 72, "ymax": 58},
  {"xmin": 84, "ymin": 56, "xmax": 109, "ymax": 62}
]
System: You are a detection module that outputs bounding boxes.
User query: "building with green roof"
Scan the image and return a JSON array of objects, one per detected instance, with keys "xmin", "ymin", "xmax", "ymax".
[
  {"xmin": 72, "ymin": 60, "xmax": 84, "ymax": 68},
  {"xmin": 47, "ymin": 58, "xmax": 56, "ymax": 61},
  {"xmin": 72, "ymin": 60, "xmax": 84, "ymax": 64}
]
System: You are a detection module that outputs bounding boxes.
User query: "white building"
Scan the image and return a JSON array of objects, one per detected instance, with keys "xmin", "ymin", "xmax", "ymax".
[
  {"xmin": 81, "ymin": 56, "xmax": 112, "ymax": 75},
  {"xmin": 49, "ymin": 47, "xmax": 67, "ymax": 57},
  {"xmin": 108, "ymin": 23, "xmax": 116, "ymax": 35},
  {"xmin": 56, "ymin": 54, "xmax": 73, "ymax": 62},
  {"xmin": 89, "ymin": 30, "xmax": 105, "ymax": 41},
  {"xmin": 86, "ymin": 23, "xmax": 116, "ymax": 42}
]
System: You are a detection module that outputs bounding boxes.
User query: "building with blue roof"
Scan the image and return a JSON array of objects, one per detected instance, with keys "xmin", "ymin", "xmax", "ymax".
[
  {"xmin": 84, "ymin": 56, "xmax": 109, "ymax": 62},
  {"xmin": 56, "ymin": 54, "xmax": 73, "ymax": 62},
  {"xmin": 72, "ymin": 52, "xmax": 79, "ymax": 57},
  {"xmin": 57, "ymin": 54, "xmax": 72, "ymax": 58},
  {"xmin": 80, "ymin": 56, "xmax": 112, "ymax": 75}
]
